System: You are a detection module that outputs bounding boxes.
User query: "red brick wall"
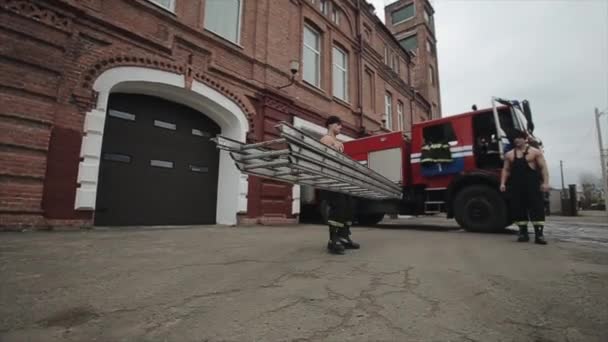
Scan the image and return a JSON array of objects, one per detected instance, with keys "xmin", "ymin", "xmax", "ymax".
[{"xmin": 0, "ymin": 0, "xmax": 428, "ymax": 228}]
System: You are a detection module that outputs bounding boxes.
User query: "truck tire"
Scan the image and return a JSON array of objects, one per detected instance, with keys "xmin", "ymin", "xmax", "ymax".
[
  {"xmin": 356, "ymin": 213, "xmax": 385, "ymax": 226},
  {"xmin": 453, "ymin": 185, "xmax": 507, "ymax": 232}
]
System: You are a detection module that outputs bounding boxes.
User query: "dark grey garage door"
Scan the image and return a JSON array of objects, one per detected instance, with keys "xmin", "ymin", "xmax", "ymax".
[{"xmin": 95, "ymin": 93, "xmax": 220, "ymax": 226}]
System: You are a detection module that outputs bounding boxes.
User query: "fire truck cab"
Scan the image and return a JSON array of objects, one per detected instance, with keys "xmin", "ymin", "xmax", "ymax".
[{"xmin": 311, "ymin": 97, "xmax": 540, "ymax": 232}]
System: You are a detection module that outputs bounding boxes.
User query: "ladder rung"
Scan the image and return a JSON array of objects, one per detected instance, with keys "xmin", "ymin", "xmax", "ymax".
[
  {"xmin": 233, "ymin": 149, "xmax": 290, "ymax": 161},
  {"xmin": 241, "ymin": 138, "xmax": 286, "ymax": 150}
]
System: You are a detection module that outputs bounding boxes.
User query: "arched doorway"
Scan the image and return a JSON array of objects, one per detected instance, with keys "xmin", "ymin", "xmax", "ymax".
[
  {"xmin": 76, "ymin": 67, "xmax": 249, "ymax": 225},
  {"xmin": 95, "ymin": 93, "xmax": 221, "ymax": 226}
]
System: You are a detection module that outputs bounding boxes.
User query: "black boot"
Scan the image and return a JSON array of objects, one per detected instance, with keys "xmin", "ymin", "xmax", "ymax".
[
  {"xmin": 534, "ymin": 226, "xmax": 547, "ymax": 245},
  {"xmin": 327, "ymin": 226, "xmax": 345, "ymax": 254},
  {"xmin": 517, "ymin": 225, "xmax": 530, "ymax": 242},
  {"xmin": 338, "ymin": 226, "xmax": 360, "ymax": 249}
]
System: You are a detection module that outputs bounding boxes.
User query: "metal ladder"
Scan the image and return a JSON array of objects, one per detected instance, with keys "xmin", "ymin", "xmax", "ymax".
[{"xmin": 212, "ymin": 122, "xmax": 402, "ymax": 200}]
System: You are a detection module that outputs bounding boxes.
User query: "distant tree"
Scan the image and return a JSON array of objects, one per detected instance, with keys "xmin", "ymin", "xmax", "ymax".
[{"xmin": 579, "ymin": 172, "xmax": 602, "ymax": 209}]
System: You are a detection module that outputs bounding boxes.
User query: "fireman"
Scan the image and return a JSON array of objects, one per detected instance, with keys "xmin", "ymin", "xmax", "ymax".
[
  {"xmin": 320, "ymin": 116, "xmax": 360, "ymax": 254},
  {"xmin": 500, "ymin": 130, "xmax": 549, "ymax": 244}
]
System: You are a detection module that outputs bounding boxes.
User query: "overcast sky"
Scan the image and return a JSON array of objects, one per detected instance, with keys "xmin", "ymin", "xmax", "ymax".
[{"xmin": 370, "ymin": 0, "xmax": 608, "ymax": 188}]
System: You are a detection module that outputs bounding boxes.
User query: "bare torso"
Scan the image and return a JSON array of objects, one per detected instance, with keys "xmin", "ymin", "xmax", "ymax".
[
  {"xmin": 320, "ymin": 135, "xmax": 344, "ymax": 152},
  {"xmin": 506, "ymin": 146, "xmax": 542, "ymax": 170}
]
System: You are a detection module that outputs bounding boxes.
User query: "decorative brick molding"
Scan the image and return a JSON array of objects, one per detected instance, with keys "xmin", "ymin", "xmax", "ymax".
[
  {"xmin": 79, "ymin": 56, "xmax": 256, "ymax": 130},
  {"xmin": 0, "ymin": 0, "xmax": 72, "ymax": 32}
]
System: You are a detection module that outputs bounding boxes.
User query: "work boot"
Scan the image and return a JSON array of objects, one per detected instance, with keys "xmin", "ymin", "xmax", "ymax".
[
  {"xmin": 517, "ymin": 226, "xmax": 530, "ymax": 242},
  {"xmin": 534, "ymin": 226, "xmax": 547, "ymax": 245},
  {"xmin": 327, "ymin": 226, "xmax": 345, "ymax": 255},
  {"xmin": 338, "ymin": 226, "xmax": 360, "ymax": 249}
]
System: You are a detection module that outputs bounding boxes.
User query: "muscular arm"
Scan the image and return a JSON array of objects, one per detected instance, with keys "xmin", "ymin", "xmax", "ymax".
[
  {"xmin": 535, "ymin": 150, "xmax": 550, "ymax": 190},
  {"xmin": 500, "ymin": 152, "xmax": 512, "ymax": 190}
]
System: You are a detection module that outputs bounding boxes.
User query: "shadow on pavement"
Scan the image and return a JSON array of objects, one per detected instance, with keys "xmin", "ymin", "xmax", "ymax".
[{"xmin": 368, "ymin": 222, "xmax": 518, "ymax": 235}]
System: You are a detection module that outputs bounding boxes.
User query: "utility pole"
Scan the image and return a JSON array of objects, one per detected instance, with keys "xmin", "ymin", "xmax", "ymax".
[
  {"xmin": 595, "ymin": 108, "xmax": 608, "ymax": 214},
  {"xmin": 560, "ymin": 160, "xmax": 565, "ymax": 191}
]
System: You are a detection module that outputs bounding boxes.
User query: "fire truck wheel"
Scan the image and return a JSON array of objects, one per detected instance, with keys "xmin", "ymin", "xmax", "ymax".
[{"xmin": 453, "ymin": 185, "xmax": 508, "ymax": 232}]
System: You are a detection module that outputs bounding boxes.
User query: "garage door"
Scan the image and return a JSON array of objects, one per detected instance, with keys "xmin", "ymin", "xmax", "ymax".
[{"xmin": 94, "ymin": 93, "xmax": 220, "ymax": 226}]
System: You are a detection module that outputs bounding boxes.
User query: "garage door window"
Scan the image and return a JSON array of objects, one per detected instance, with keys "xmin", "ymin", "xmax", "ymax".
[
  {"xmin": 103, "ymin": 153, "xmax": 131, "ymax": 163},
  {"xmin": 154, "ymin": 120, "xmax": 176, "ymax": 130},
  {"xmin": 108, "ymin": 110, "xmax": 135, "ymax": 121},
  {"xmin": 190, "ymin": 165, "xmax": 209, "ymax": 173},
  {"xmin": 192, "ymin": 129, "xmax": 211, "ymax": 137},
  {"xmin": 150, "ymin": 160, "xmax": 174, "ymax": 169}
]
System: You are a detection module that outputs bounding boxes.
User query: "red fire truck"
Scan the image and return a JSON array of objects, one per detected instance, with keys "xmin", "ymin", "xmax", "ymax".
[{"xmin": 305, "ymin": 97, "xmax": 541, "ymax": 232}]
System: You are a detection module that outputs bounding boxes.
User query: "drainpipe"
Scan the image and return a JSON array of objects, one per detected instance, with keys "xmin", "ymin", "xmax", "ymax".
[
  {"xmin": 408, "ymin": 60, "xmax": 415, "ymax": 132},
  {"xmin": 356, "ymin": 0, "xmax": 364, "ymax": 136}
]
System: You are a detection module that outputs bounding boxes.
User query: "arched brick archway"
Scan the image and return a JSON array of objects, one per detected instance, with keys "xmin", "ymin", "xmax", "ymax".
[{"xmin": 76, "ymin": 66, "xmax": 250, "ymax": 225}]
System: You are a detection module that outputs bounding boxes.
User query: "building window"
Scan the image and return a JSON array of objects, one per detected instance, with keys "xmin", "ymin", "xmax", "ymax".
[
  {"xmin": 320, "ymin": 0, "xmax": 329, "ymax": 15},
  {"xmin": 364, "ymin": 68, "xmax": 374, "ymax": 112},
  {"xmin": 391, "ymin": 3, "xmax": 415, "ymax": 24},
  {"xmin": 424, "ymin": 8, "xmax": 435, "ymax": 31},
  {"xmin": 147, "ymin": 0, "xmax": 175, "ymax": 12},
  {"xmin": 397, "ymin": 101, "xmax": 404, "ymax": 131},
  {"xmin": 204, "ymin": 0, "xmax": 242, "ymax": 44},
  {"xmin": 385, "ymin": 92, "xmax": 393, "ymax": 130},
  {"xmin": 332, "ymin": 7, "xmax": 340, "ymax": 25},
  {"xmin": 399, "ymin": 34, "xmax": 417, "ymax": 53},
  {"xmin": 303, "ymin": 25, "xmax": 321, "ymax": 87},
  {"xmin": 384, "ymin": 44, "xmax": 389, "ymax": 65},
  {"xmin": 429, "ymin": 65, "xmax": 435, "ymax": 87},
  {"xmin": 363, "ymin": 25, "xmax": 371, "ymax": 42},
  {"xmin": 392, "ymin": 55, "xmax": 399, "ymax": 73},
  {"xmin": 332, "ymin": 46, "xmax": 348, "ymax": 102}
]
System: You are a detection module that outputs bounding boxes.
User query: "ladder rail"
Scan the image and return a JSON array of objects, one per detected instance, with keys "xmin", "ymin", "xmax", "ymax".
[{"xmin": 277, "ymin": 123, "xmax": 401, "ymax": 193}]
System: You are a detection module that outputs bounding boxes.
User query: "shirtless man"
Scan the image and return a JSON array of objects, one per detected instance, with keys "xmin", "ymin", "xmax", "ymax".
[
  {"xmin": 500, "ymin": 130, "xmax": 549, "ymax": 244},
  {"xmin": 320, "ymin": 116, "xmax": 359, "ymax": 254}
]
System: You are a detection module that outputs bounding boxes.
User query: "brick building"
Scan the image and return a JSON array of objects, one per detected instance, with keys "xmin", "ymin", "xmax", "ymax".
[
  {"xmin": 0, "ymin": 0, "xmax": 435, "ymax": 229},
  {"xmin": 385, "ymin": 0, "xmax": 441, "ymax": 119}
]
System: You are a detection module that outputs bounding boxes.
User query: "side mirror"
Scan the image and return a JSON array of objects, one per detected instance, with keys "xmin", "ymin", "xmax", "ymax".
[{"xmin": 522, "ymin": 100, "xmax": 534, "ymax": 132}]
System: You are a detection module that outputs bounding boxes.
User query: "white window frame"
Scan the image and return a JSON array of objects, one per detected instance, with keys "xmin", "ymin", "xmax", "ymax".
[
  {"xmin": 204, "ymin": 0, "xmax": 243, "ymax": 45},
  {"xmin": 147, "ymin": 0, "xmax": 175, "ymax": 12},
  {"xmin": 393, "ymin": 55, "xmax": 400, "ymax": 73},
  {"xmin": 397, "ymin": 101, "xmax": 404, "ymax": 131},
  {"xmin": 332, "ymin": 46, "xmax": 349, "ymax": 102},
  {"xmin": 303, "ymin": 24, "xmax": 321, "ymax": 87},
  {"xmin": 320, "ymin": 0, "xmax": 329, "ymax": 15},
  {"xmin": 384, "ymin": 44, "xmax": 389, "ymax": 65},
  {"xmin": 385, "ymin": 92, "xmax": 393, "ymax": 130},
  {"xmin": 332, "ymin": 7, "xmax": 340, "ymax": 25},
  {"xmin": 392, "ymin": 3, "xmax": 416, "ymax": 25}
]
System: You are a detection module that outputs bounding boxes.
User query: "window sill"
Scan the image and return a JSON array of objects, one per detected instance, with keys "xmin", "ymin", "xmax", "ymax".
[
  {"xmin": 302, "ymin": 80, "xmax": 328, "ymax": 98},
  {"xmin": 140, "ymin": 0, "xmax": 177, "ymax": 16},
  {"xmin": 333, "ymin": 96, "xmax": 351, "ymax": 109},
  {"xmin": 203, "ymin": 29, "xmax": 244, "ymax": 50}
]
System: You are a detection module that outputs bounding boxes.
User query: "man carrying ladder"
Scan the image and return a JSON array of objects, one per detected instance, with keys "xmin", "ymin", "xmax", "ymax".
[{"xmin": 320, "ymin": 116, "xmax": 361, "ymax": 254}]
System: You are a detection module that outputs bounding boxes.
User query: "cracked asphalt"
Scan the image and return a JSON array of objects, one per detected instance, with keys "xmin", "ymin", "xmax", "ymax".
[{"xmin": 1, "ymin": 215, "xmax": 607, "ymax": 341}]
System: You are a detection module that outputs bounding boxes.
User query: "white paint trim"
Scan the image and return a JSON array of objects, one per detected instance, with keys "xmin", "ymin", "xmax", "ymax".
[
  {"xmin": 411, "ymin": 151, "xmax": 474, "ymax": 164},
  {"xmin": 291, "ymin": 117, "xmax": 355, "ymax": 214},
  {"xmin": 75, "ymin": 66, "xmax": 249, "ymax": 225}
]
